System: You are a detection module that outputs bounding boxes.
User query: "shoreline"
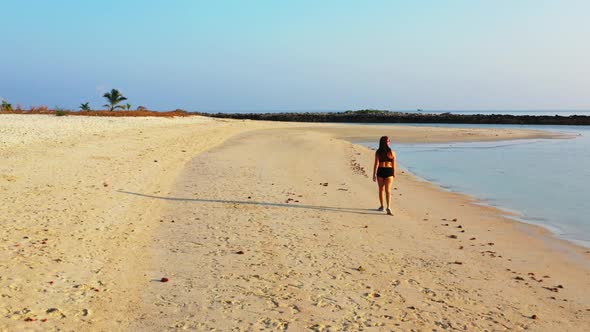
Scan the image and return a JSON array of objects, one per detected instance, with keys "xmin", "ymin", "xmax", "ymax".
[
  {"xmin": 1, "ymin": 115, "xmax": 588, "ymax": 330},
  {"xmin": 391, "ymin": 162, "xmax": 590, "ymax": 261},
  {"xmin": 389, "ymin": 162, "xmax": 590, "ymax": 252},
  {"xmin": 351, "ymin": 128, "xmax": 590, "ymax": 252},
  {"xmin": 343, "ymin": 134, "xmax": 590, "ymax": 267},
  {"xmin": 364, "ymin": 139, "xmax": 590, "ymax": 250}
]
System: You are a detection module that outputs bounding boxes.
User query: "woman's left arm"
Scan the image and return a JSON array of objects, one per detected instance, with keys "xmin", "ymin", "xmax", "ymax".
[{"xmin": 392, "ymin": 151, "xmax": 397, "ymax": 177}]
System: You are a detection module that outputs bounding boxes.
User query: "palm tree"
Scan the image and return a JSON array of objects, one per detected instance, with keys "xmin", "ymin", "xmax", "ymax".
[
  {"xmin": 124, "ymin": 103, "xmax": 132, "ymax": 110},
  {"xmin": 102, "ymin": 89, "xmax": 127, "ymax": 111},
  {"xmin": 1, "ymin": 100, "xmax": 12, "ymax": 112},
  {"xmin": 79, "ymin": 102, "xmax": 91, "ymax": 111}
]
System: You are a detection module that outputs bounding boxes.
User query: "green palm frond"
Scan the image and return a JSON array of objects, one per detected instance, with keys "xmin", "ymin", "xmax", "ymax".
[
  {"xmin": 102, "ymin": 89, "xmax": 127, "ymax": 111},
  {"xmin": 79, "ymin": 102, "xmax": 91, "ymax": 111}
]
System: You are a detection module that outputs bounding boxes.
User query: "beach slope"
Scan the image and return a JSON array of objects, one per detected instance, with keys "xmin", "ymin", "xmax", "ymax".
[{"xmin": 134, "ymin": 127, "xmax": 589, "ymax": 331}]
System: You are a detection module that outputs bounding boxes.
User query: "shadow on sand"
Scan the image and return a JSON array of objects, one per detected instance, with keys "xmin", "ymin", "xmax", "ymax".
[{"xmin": 118, "ymin": 190, "xmax": 382, "ymax": 216}]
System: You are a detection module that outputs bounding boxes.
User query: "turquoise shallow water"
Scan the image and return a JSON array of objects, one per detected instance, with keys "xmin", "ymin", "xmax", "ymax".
[
  {"xmin": 360, "ymin": 124, "xmax": 590, "ymax": 248},
  {"xmin": 402, "ymin": 110, "xmax": 590, "ymax": 116}
]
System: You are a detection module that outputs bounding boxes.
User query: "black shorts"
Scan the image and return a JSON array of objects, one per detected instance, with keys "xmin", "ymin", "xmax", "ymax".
[{"xmin": 377, "ymin": 167, "xmax": 393, "ymax": 178}]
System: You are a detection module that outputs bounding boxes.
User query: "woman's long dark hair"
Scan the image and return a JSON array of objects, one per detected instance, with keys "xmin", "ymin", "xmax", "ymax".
[{"xmin": 376, "ymin": 136, "xmax": 392, "ymax": 161}]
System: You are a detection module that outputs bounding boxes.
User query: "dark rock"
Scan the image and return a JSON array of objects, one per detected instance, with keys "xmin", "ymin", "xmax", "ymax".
[{"xmin": 196, "ymin": 110, "xmax": 590, "ymax": 126}]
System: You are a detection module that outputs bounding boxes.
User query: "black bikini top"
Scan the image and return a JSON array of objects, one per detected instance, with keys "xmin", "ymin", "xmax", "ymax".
[
  {"xmin": 377, "ymin": 150, "xmax": 393, "ymax": 162},
  {"xmin": 379, "ymin": 153, "xmax": 393, "ymax": 162}
]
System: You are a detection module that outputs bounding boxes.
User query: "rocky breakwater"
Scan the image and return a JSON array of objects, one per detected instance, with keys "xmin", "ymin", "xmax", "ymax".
[{"xmin": 199, "ymin": 110, "xmax": 590, "ymax": 125}]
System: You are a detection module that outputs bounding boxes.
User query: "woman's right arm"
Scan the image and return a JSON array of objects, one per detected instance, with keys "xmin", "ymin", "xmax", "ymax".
[{"xmin": 373, "ymin": 153, "xmax": 379, "ymax": 182}]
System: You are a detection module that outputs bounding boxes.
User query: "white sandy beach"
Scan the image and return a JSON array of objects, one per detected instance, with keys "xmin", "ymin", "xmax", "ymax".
[{"xmin": 0, "ymin": 114, "xmax": 588, "ymax": 331}]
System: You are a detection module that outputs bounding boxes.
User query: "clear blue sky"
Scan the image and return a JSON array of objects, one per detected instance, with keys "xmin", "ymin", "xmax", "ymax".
[{"xmin": 1, "ymin": 0, "xmax": 588, "ymax": 111}]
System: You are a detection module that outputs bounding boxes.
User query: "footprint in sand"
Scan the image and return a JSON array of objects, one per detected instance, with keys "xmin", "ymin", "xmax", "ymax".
[
  {"xmin": 421, "ymin": 288, "xmax": 437, "ymax": 297},
  {"xmin": 46, "ymin": 308, "xmax": 66, "ymax": 319},
  {"xmin": 366, "ymin": 292, "xmax": 381, "ymax": 298}
]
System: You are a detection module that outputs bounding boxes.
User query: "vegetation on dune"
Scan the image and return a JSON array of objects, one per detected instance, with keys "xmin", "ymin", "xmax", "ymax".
[
  {"xmin": 54, "ymin": 106, "xmax": 70, "ymax": 116},
  {"xmin": 1, "ymin": 100, "xmax": 13, "ymax": 112},
  {"xmin": 79, "ymin": 102, "xmax": 91, "ymax": 111},
  {"xmin": 29, "ymin": 105, "xmax": 49, "ymax": 113},
  {"xmin": 102, "ymin": 89, "xmax": 128, "ymax": 111},
  {"xmin": 0, "ymin": 90, "xmax": 181, "ymax": 117},
  {"xmin": 0, "ymin": 107, "xmax": 190, "ymax": 117},
  {"xmin": 2, "ymin": 95, "xmax": 588, "ymax": 125}
]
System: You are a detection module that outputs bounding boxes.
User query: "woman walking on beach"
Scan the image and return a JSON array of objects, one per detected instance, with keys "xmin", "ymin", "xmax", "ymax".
[{"xmin": 373, "ymin": 136, "xmax": 396, "ymax": 215}]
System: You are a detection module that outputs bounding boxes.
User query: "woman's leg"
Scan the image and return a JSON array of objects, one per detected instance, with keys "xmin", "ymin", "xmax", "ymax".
[
  {"xmin": 377, "ymin": 177, "xmax": 385, "ymax": 209},
  {"xmin": 384, "ymin": 176, "xmax": 394, "ymax": 214}
]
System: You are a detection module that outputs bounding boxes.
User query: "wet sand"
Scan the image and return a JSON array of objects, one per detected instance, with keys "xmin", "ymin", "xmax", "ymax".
[{"xmin": 0, "ymin": 115, "xmax": 588, "ymax": 331}]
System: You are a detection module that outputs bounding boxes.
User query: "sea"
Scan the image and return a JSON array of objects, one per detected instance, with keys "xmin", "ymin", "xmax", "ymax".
[
  {"xmin": 403, "ymin": 110, "xmax": 590, "ymax": 116},
  {"xmin": 358, "ymin": 111, "xmax": 590, "ymax": 248}
]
